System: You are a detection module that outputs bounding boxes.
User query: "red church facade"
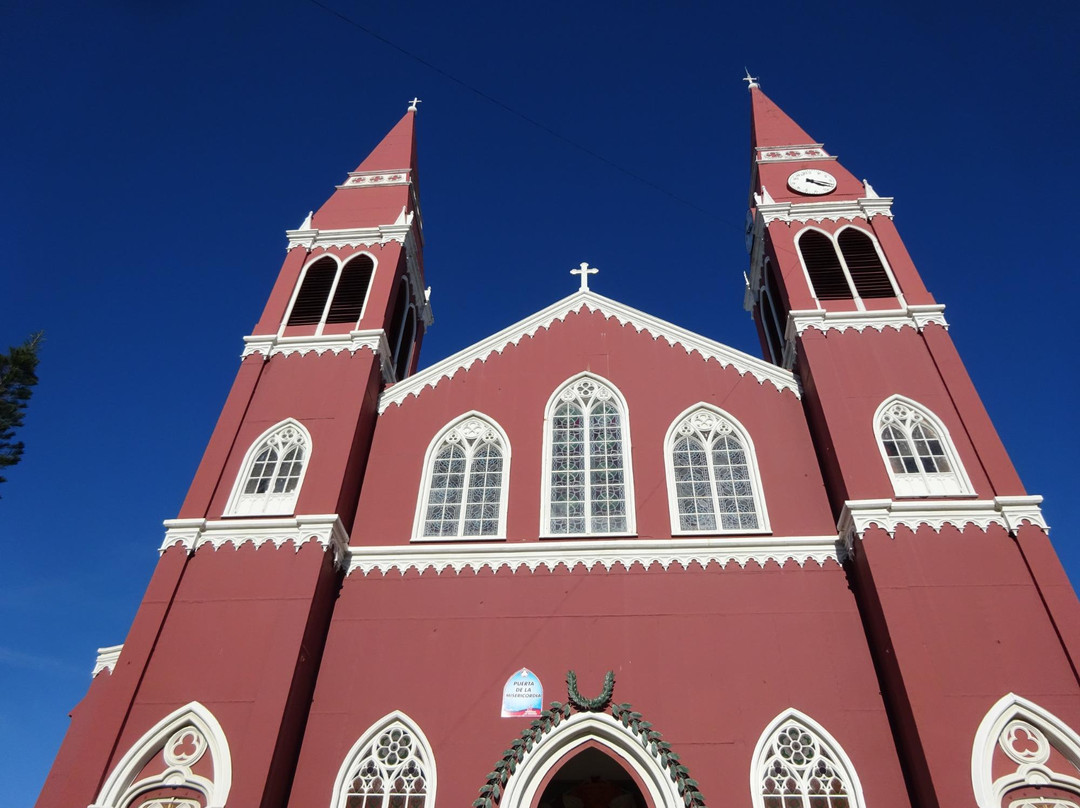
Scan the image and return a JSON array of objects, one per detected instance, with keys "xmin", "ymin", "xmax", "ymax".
[{"xmin": 37, "ymin": 87, "xmax": 1080, "ymax": 808}]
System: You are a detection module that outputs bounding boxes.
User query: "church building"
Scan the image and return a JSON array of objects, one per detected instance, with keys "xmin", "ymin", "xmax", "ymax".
[{"xmin": 37, "ymin": 84, "xmax": 1080, "ymax": 808}]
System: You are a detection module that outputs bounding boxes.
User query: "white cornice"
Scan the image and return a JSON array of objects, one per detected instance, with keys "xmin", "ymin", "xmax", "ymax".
[
  {"xmin": 838, "ymin": 496, "xmax": 1048, "ymax": 549},
  {"xmin": 378, "ymin": 291, "xmax": 800, "ymax": 412},
  {"xmin": 785, "ymin": 305, "xmax": 948, "ymax": 338},
  {"xmin": 161, "ymin": 514, "xmax": 350, "ymax": 570},
  {"xmin": 337, "ymin": 168, "xmax": 411, "ymax": 188},
  {"xmin": 346, "ymin": 535, "xmax": 841, "ymax": 576},
  {"xmin": 241, "ymin": 329, "xmax": 395, "ymax": 382},
  {"xmin": 92, "ymin": 644, "xmax": 123, "ymax": 678},
  {"xmin": 757, "ymin": 196, "xmax": 894, "ymax": 225},
  {"xmin": 755, "ymin": 144, "xmax": 836, "ymax": 163}
]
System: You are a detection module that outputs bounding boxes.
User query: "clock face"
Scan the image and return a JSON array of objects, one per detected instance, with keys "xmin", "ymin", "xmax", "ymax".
[{"xmin": 788, "ymin": 169, "xmax": 837, "ymax": 195}]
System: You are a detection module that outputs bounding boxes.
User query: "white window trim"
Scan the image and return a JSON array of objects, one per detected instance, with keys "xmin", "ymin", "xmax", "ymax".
[
  {"xmin": 330, "ymin": 710, "xmax": 437, "ymax": 808},
  {"xmin": 972, "ymin": 693, "xmax": 1080, "ymax": 808},
  {"xmin": 91, "ymin": 701, "xmax": 232, "ymax": 808},
  {"xmin": 540, "ymin": 372, "xmax": 637, "ymax": 539},
  {"xmin": 873, "ymin": 395, "xmax": 974, "ymax": 498},
  {"xmin": 498, "ymin": 712, "xmax": 683, "ymax": 808},
  {"xmin": 795, "ymin": 224, "xmax": 904, "ymax": 311},
  {"xmin": 663, "ymin": 403, "xmax": 771, "ymax": 536},
  {"xmin": 279, "ymin": 251, "xmax": 378, "ymax": 336},
  {"xmin": 412, "ymin": 411, "xmax": 511, "ymax": 541},
  {"xmin": 750, "ymin": 708, "xmax": 866, "ymax": 808},
  {"xmin": 224, "ymin": 418, "xmax": 312, "ymax": 517}
]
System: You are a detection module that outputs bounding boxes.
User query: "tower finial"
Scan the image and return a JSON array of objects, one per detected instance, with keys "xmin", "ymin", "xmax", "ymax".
[
  {"xmin": 743, "ymin": 69, "xmax": 760, "ymax": 91},
  {"xmin": 408, "ymin": 97, "xmax": 422, "ymax": 113},
  {"xmin": 571, "ymin": 262, "xmax": 599, "ymax": 292}
]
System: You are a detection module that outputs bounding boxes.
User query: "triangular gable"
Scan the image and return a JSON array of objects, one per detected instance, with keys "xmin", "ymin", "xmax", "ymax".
[{"xmin": 378, "ymin": 291, "xmax": 800, "ymax": 413}]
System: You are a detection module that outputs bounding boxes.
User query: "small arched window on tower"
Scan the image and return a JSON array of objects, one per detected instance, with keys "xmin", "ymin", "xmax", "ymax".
[
  {"xmin": 330, "ymin": 712, "xmax": 436, "ymax": 808},
  {"xmin": 286, "ymin": 253, "xmax": 376, "ymax": 330},
  {"xmin": 415, "ymin": 414, "xmax": 510, "ymax": 540},
  {"xmin": 752, "ymin": 710, "xmax": 866, "ymax": 808},
  {"xmin": 665, "ymin": 405, "xmax": 768, "ymax": 534},
  {"xmin": 875, "ymin": 396, "xmax": 972, "ymax": 497},
  {"xmin": 225, "ymin": 419, "xmax": 311, "ymax": 516},
  {"xmin": 388, "ymin": 277, "xmax": 417, "ymax": 381},
  {"xmin": 796, "ymin": 227, "xmax": 900, "ymax": 307},
  {"xmin": 543, "ymin": 374, "xmax": 635, "ymax": 536},
  {"xmin": 759, "ymin": 259, "xmax": 786, "ymax": 365}
]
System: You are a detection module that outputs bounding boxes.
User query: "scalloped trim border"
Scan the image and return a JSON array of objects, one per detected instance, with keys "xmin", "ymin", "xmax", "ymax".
[{"xmin": 161, "ymin": 515, "xmax": 350, "ymax": 570}]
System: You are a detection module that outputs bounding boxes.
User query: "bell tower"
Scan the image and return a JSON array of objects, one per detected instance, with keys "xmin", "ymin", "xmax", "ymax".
[
  {"xmin": 742, "ymin": 79, "xmax": 1080, "ymax": 808},
  {"xmin": 37, "ymin": 104, "xmax": 432, "ymax": 808}
]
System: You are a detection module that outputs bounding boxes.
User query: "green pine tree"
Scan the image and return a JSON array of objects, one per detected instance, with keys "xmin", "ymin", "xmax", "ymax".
[{"xmin": 0, "ymin": 332, "xmax": 43, "ymax": 492}]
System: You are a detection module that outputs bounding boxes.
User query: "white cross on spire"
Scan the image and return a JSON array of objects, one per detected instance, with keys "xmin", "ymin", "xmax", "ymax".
[
  {"xmin": 742, "ymin": 69, "xmax": 759, "ymax": 90},
  {"xmin": 571, "ymin": 262, "xmax": 598, "ymax": 292},
  {"xmin": 408, "ymin": 97, "xmax": 422, "ymax": 112}
]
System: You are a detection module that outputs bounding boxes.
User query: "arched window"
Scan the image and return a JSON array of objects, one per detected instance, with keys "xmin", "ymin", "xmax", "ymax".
[
  {"xmin": 543, "ymin": 374, "xmax": 634, "ymax": 536},
  {"xmin": 388, "ymin": 277, "xmax": 417, "ymax": 381},
  {"xmin": 759, "ymin": 259, "xmax": 787, "ymax": 365},
  {"xmin": 415, "ymin": 414, "xmax": 510, "ymax": 540},
  {"xmin": 972, "ymin": 694, "xmax": 1080, "ymax": 808},
  {"xmin": 395, "ymin": 306, "xmax": 417, "ymax": 380},
  {"xmin": 93, "ymin": 702, "xmax": 231, "ymax": 808},
  {"xmin": 225, "ymin": 419, "xmax": 311, "ymax": 516},
  {"xmin": 796, "ymin": 227, "xmax": 900, "ymax": 307},
  {"xmin": 330, "ymin": 712, "xmax": 436, "ymax": 808},
  {"xmin": 286, "ymin": 254, "xmax": 376, "ymax": 329},
  {"xmin": 665, "ymin": 405, "xmax": 768, "ymax": 534},
  {"xmin": 874, "ymin": 396, "xmax": 972, "ymax": 496},
  {"xmin": 752, "ymin": 710, "xmax": 865, "ymax": 808}
]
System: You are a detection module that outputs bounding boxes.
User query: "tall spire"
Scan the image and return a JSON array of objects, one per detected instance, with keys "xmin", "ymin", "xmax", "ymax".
[{"xmin": 749, "ymin": 85, "xmax": 816, "ymax": 151}]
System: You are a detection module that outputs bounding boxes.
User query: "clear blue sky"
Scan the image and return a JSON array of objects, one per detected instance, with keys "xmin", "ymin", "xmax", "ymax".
[{"xmin": 3, "ymin": 1, "xmax": 1078, "ymax": 803}]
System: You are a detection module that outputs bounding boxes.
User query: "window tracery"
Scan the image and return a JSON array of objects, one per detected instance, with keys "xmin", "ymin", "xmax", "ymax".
[
  {"xmin": 753, "ymin": 712, "xmax": 864, "ymax": 808},
  {"xmin": 332, "ymin": 715, "xmax": 435, "ymax": 808},
  {"xmin": 875, "ymin": 397, "xmax": 970, "ymax": 496},
  {"xmin": 544, "ymin": 375, "xmax": 633, "ymax": 536},
  {"xmin": 226, "ymin": 420, "xmax": 310, "ymax": 516},
  {"xmin": 417, "ymin": 415, "xmax": 508, "ymax": 539}
]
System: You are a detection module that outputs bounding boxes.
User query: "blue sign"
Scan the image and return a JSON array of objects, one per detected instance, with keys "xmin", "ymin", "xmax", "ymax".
[{"xmin": 501, "ymin": 668, "xmax": 543, "ymax": 717}]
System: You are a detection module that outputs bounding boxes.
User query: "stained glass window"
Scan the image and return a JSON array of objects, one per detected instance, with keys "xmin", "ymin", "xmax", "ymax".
[
  {"xmin": 877, "ymin": 399, "xmax": 967, "ymax": 496},
  {"xmin": 421, "ymin": 417, "xmax": 506, "ymax": 538},
  {"xmin": 757, "ymin": 717, "xmax": 861, "ymax": 808},
  {"xmin": 229, "ymin": 421, "xmax": 309, "ymax": 515},
  {"xmin": 548, "ymin": 377, "xmax": 630, "ymax": 535},
  {"xmin": 669, "ymin": 407, "xmax": 763, "ymax": 533},
  {"xmin": 341, "ymin": 720, "xmax": 431, "ymax": 808}
]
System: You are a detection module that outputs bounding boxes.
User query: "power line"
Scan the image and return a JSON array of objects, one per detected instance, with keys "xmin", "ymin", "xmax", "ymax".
[{"xmin": 305, "ymin": 0, "xmax": 721, "ymax": 220}]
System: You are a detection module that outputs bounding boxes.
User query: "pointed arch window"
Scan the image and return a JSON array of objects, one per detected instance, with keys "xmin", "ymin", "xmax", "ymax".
[
  {"xmin": 665, "ymin": 405, "xmax": 768, "ymax": 534},
  {"xmin": 543, "ymin": 375, "xmax": 634, "ymax": 536},
  {"xmin": 752, "ymin": 711, "xmax": 865, "ymax": 808},
  {"xmin": 331, "ymin": 713, "xmax": 436, "ymax": 808},
  {"xmin": 875, "ymin": 396, "xmax": 972, "ymax": 497},
  {"xmin": 225, "ymin": 419, "xmax": 311, "ymax": 516},
  {"xmin": 286, "ymin": 253, "xmax": 376, "ymax": 330},
  {"xmin": 388, "ymin": 277, "xmax": 418, "ymax": 381},
  {"xmin": 796, "ymin": 227, "xmax": 900, "ymax": 308},
  {"xmin": 415, "ymin": 414, "xmax": 509, "ymax": 540}
]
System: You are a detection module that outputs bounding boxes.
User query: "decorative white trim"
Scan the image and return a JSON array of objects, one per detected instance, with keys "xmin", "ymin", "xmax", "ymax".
[
  {"xmin": 498, "ymin": 712, "xmax": 684, "ymax": 808},
  {"xmin": 92, "ymin": 644, "xmax": 123, "ymax": 678},
  {"xmin": 838, "ymin": 496, "xmax": 1048, "ymax": 547},
  {"xmin": 755, "ymin": 144, "xmax": 835, "ymax": 163},
  {"xmin": 91, "ymin": 701, "xmax": 232, "ymax": 808},
  {"xmin": 786, "ymin": 305, "xmax": 948, "ymax": 338},
  {"xmin": 330, "ymin": 711, "xmax": 436, "ymax": 808},
  {"xmin": 540, "ymin": 373, "xmax": 637, "ymax": 538},
  {"xmin": 412, "ymin": 411, "xmax": 511, "ymax": 541},
  {"xmin": 161, "ymin": 514, "xmax": 350, "ymax": 569},
  {"xmin": 873, "ymin": 395, "xmax": 974, "ymax": 497},
  {"xmin": 750, "ymin": 708, "xmax": 867, "ymax": 808},
  {"xmin": 242, "ymin": 330, "xmax": 395, "ymax": 382},
  {"xmin": 379, "ymin": 290, "xmax": 800, "ymax": 413},
  {"xmin": 662, "ymin": 403, "xmax": 771, "ymax": 536},
  {"xmin": 756, "ymin": 196, "xmax": 894, "ymax": 225},
  {"xmin": 223, "ymin": 418, "xmax": 312, "ymax": 517},
  {"xmin": 337, "ymin": 168, "xmax": 412, "ymax": 188},
  {"xmin": 972, "ymin": 693, "xmax": 1080, "ymax": 808},
  {"xmin": 345, "ymin": 535, "xmax": 841, "ymax": 577}
]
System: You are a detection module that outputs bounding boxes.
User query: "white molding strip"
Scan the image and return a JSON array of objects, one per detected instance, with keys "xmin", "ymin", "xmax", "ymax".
[
  {"xmin": 337, "ymin": 168, "xmax": 412, "ymax": 188},
  {"xmin": 161, "ymin": 514, "xmax": 350, "ymax": 569},
  {"xmin": 346, "ymin": 535, "xmax": 841, "ymax": 577},
  {"xmin": 757, "ymin": 196, "xmax": 894, "ymax": 226},
  {"xmin": 838, "ymin": 496, "xmax": 1048, "ymax": 548},
  {"xmin": 379, "ymin": 290, "xmax": 800, "ymax": 412},
  {"xmin": 92, "ymin": 644, "xmax": 123, "ymax": 678},
  {"xmin": 241, "ymin": 329, "xmax": 394, "ymax": 382},
  {"xmin": 785, "ymin": 305, "xmax": 948, "ymax": 338},
  {"xmin": 755, "ymin": 144, "xmax": 835, "ymax": 163}
]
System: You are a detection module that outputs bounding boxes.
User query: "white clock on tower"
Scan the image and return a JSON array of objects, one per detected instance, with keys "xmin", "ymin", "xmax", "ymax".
[{"xmin": 787, "ymin": 168, "xmax": 837, "ymax": 195}]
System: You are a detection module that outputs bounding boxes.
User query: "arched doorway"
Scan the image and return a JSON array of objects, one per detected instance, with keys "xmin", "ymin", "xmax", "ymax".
[{"xmin": 537, "ymin": 747, "xmax": 649, "ymax": 808}]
